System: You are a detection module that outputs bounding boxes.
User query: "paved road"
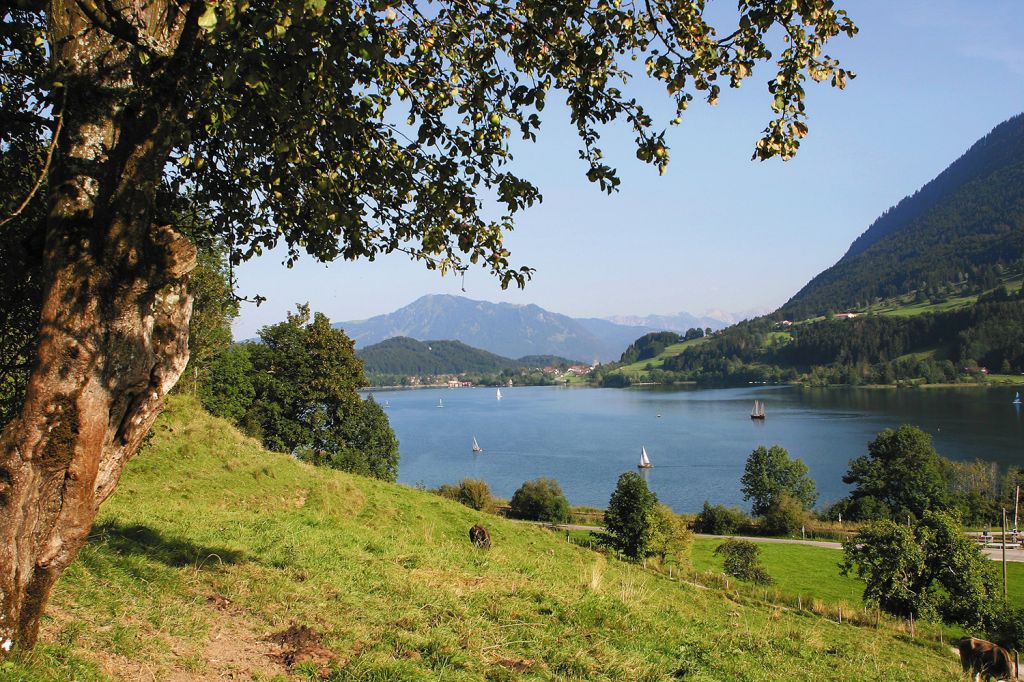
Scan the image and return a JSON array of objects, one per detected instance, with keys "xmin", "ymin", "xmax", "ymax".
[{"xmin": 552, "ymin": 524, "xmax": 1024, "ymax": 563}]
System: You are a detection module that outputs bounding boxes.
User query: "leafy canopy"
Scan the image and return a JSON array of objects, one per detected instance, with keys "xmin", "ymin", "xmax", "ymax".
[
  {"xmin": 601, "ymin": 471, "xmax": 658, "ymax": 559},
  {"xmin": 740, "ymin": 444, "xmax": 817, "ymax": 516},
  {"xmin": 510, "ymin": 477, "xmax": 570, "ymax": 523},
  {"xmin": 840, "ymin": 510, "xmax": 998, "ymax": 627},
  {"xmin": 714, "ymin": 538, "xmax": 772, "ymax": 585},
  {"xmin": 5, "ymin": 1, "xmax": 856, "ymax": 290},
  {"xmin": 841, "ymin": 425, "xmax": 951, "ymax": 521},
  {"xmin": 220, "ymin": 305, "xmax": 401, "ymax": 481}
]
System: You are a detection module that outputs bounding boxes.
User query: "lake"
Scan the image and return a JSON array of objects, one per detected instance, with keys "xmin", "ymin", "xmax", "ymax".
[{"xmin": 372, "ymin": 385, "xmax": 1024, "ymax": 513}]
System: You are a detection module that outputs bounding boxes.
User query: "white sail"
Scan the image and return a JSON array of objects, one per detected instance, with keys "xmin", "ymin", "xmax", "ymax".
[
  {"xmin": 472, "ymin": 436, "xmax": 482, "ymax": 453},
  {"xmin": 751, "ymin": 400, "xmax": 765, "ymax": 418},
  {"xmin": 437, "ymin": 399, "xmax": 444, "ymax": 408},
  {"xmin": 638, "ymin": 446, "xmax": 652, "ymax": 468},
  {"xmin": 496, "ymin": 388, "xmax": 503, "ymax": 400}
]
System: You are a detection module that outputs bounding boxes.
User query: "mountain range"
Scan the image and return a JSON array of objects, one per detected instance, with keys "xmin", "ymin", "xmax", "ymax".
[{"xmin": 335, "ymin": 294, "xmax": 733, "ymax": 362}]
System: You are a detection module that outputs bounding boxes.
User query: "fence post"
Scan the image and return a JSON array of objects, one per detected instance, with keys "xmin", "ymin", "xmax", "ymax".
[
  {"xmin": 797, "ymin": 595, "xmax": 802, "ymax": 610},
  {"xmin": 909, "ymin": 613, "xmax": 915, "ymax": 639},
  {"xmin": 838, "ymin": 607, "xmax": 842, "ymax": 624}
]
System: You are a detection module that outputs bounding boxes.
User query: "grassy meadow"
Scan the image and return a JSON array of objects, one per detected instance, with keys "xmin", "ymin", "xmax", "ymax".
[{"xmin": 4, "ymin": 396, "xmax": 971, "ymax": 681}]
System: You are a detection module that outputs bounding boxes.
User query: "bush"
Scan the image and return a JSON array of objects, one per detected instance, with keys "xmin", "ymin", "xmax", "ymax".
[
  {"xmin": 648, "ymin": 504, "xmax": 694, "ymax": 565},
  {"xmin": 693, "ymin": 501, "xmax": 748, "ymax": 535},
  {"xmin": 762, "ymin": 493, "xmax": 806, "ymax": 536},
  {"xmin": 435, "ymin": 479, "xmax": 492, "ymax": 512},
  {"xmin": 987, "ymin": 604, "xmax": 1024, "ymax": 650},
  {"xmin": 714, "ymin": 539, "xmax": 772, "ymax": 585},
  {"xmin": 509, "ymin": 478, "xmax": 570, "ymax": 523}
]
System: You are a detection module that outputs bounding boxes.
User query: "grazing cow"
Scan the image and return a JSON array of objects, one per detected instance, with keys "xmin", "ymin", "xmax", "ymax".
[
  {"xmin": 469, "ymin": 524, "xmax": 491, "ymax": 549},
  {"xmin": 957, "ymin": 637, "xmax": 1016, "ymax": 681}
]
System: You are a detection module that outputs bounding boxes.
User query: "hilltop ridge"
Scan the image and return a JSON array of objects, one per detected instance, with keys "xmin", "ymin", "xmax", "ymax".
[{"xmin": 783, "ymin": 113, "xmax": 1024, "ymax": 319}]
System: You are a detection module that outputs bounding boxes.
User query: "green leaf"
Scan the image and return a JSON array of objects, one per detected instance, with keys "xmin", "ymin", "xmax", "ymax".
[{"xmin": 197, "ymin": 6, "xmax": 218, "ymax": 30}]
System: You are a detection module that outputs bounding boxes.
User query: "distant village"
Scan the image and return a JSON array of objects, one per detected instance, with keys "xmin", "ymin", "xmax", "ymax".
[{"xmin": 439, "ymin": 363, "xmax": 597, "ymax": 388}]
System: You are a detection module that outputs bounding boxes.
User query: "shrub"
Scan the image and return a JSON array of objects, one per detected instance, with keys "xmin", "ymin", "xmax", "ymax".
[
  {"xmin": 435, "ymin": 479, "xmax": 492, "ymax": 512},
  {"xmin": 648, "ymin": 504, "xmax": 694, "ymax": 565},
  {"xmin": 456, "ymin": 479, "xmax": 493, "ymax": 511},
  {"xmin": 714, "ymin": 539, "xmax": 772, "ymax": 585},
  {"xmin": 693, "ymin": 501, "xmax": 747, "ymax": 535},
  {"xmin": 762, "ymin": 493, "xmax": 806, "ymax": 536},
  {"xmin": 509, "ymin": 478, "xmax": 570, "ymax": 523}
]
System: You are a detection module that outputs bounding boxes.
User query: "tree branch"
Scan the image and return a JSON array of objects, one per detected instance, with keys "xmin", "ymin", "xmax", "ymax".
[{"xmin": 0, "ymin": 97, "xmax": 63, "ymax": 230}]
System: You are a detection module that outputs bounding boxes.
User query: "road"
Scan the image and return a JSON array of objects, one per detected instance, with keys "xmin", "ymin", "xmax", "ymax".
[{"xmin": 551, "ymin": 524, "xmax": 1024, "ymax": 563}]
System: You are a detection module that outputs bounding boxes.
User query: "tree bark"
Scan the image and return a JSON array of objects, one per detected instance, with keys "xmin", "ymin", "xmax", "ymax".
[{"xmin": 0, "ymin": 0, "xmax": 198, "ymax": 651}]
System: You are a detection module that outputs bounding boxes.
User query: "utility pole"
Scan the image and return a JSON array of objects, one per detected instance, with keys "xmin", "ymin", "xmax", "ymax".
[
  {"xmin": 1002, "ymin": 508, "xmax": 1008, "ymax": 601},
  {"xmin": 1015, "ymin": 485, "xmax": 1019, "ymax": 535}
]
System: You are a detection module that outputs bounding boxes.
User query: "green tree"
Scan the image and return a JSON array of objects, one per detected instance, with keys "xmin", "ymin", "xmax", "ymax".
[
  {"xmin": 740, "ymin": 445, "xmax": 818, "ymax": 516},
  {"xmin": 715, "ymin": 539, "xmax": 772, "ymax": 585},
  {"xmin": 197, "ymin": 344, "xmax": 255, "ymax": 422},
  {"xmin": 241, "ymin": 306, "xmax": 399, "ymax": 481},
  {"xmin": 509, "ymin": 478, "xmax": 570, "ymax": 523},
  {"xmin": 307, "ymin": 396, "xmax": 400, "ymax": 482},
  {"xmin": 601, "ymin": 472, "xmax": 658, "ymax": 560},
  {"xmin": 456, "ymin": 479, "xmax": 493, "ymax": 512},
  {"xmin": 647, "ymin": 504, "xmax": 694, "ymax": 565},
  {"xmin": 177, "ymin": 244, "xmax": 239, "ymax": 396},
  {"xmin": 841, "ymin": 425, "xmax": 951, "ymax": 521},
  {"xmin": 1, "ymin": 0, "xmax": 857, "ymax": 651},
  {"xmin": 840, "ymin": 511, "xmax": 998, "ymax": 626},
  {"xmin": 762, "ymin": 493, "xmax": 807, "ymax": 536}
]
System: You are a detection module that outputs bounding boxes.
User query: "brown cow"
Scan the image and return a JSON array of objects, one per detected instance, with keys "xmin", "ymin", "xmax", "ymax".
[
  {"xmin": 957, "ymin": 637, "xmax": 1017, "ymax": 681},
  {"xmin": 469, "ymin": 524, "xmax": 491, "ymax": 549}
]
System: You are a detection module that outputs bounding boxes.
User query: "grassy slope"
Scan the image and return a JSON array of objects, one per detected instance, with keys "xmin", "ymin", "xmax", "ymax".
[
  {"xmin": 7, "ymin": 397, "xmax": 965, "ymax": 681},
  {"xmin": 616, "ymin": 338, "xmax": 709, "ymax": 376},
  {"xmin": 691, "ymin": 538, "xmax": 1024, "ymax": 613}
]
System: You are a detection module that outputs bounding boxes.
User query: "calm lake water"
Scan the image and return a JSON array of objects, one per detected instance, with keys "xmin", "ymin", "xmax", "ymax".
[{"xmin": 372, "ymin": 385, "xmax": 1024, "ymax": 513}]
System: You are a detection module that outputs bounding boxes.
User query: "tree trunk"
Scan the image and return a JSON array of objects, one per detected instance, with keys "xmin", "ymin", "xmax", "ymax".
[{"xmin": 0, "ymin": 0, "xmax": 198, "ymax": 651}]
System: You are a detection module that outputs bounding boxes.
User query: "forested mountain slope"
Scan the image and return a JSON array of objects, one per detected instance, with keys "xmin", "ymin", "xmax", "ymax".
[
  {"xmin": 358, "ymin": 337, "xmax": 521, "ymax": 374},
  {"xmin": 783, "ymin": 114, "xmax": 1024, "ymax": 319}
]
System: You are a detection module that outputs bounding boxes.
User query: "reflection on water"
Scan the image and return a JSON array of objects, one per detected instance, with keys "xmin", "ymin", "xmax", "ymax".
[{"xmin": 374, "ymin": 384, "xmax": 1024, "ymax": 514}]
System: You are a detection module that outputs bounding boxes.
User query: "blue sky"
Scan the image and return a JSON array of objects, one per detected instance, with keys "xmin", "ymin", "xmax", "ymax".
[{"xmin": 232, "ymin": 1, "xmax": 1024, "ymax": 339}]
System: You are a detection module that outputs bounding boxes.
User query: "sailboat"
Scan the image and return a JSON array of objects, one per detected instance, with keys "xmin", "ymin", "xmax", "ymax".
[
  {"xmin": 472, "ymin": 436, "xmax": 482, "ymax": 453},
  {"xmin": 750, "ymin": 400, "xmax": 766, "ymax": 420},
  {"xmin": 1014, "ymin": 392, "xmax": 1022, "ymax": 405},
  {"xmin": 496, "ymin": 388, "xmax": 503, "ymax": 400},
  {"xmin": 437, "ymin": 398, "xmax": 444, "ymax": 408},
  {"xmin": 638, "ymin": 446, "xmax": 653, "ymax": 469}
]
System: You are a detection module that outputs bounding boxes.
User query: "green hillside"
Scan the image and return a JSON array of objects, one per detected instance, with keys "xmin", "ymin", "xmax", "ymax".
[
  {"xmin": 8, "ymin": 397, "xmax": 963, "ymax": 680},
  {"xmin": 783, "ymin": 113, "xmax": 1024, "ymax": 319},
  {"xmin": 358, "ymin": 336, "xmax": 523, "ymax": 374},
  {"xmin": 606, "ymin": 281, "xmax": 1024, "ymax": 387},
  {"xmin": 358, "ymin": 336, "xmax": 579, "ymax": 376}
]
